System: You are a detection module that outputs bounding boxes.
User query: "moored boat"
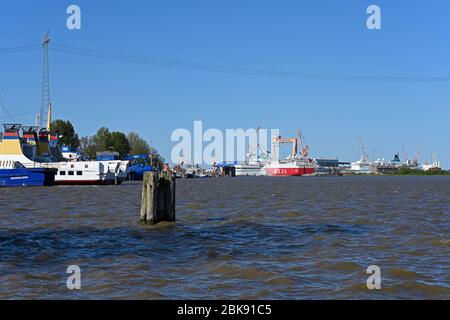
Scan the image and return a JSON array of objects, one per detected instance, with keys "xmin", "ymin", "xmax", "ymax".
[
  {"xmin": 264, "ymin": 159, "xmax": 315, "ymax": 176},
  {"xmin": 0, "ymin": 160, "xmax": 56, "ymax": 187},
  {"xmin": 235, "ymin": 162, "xmax": 266, "ymax": 176},
  {"xmin": 0, "ymin": 124, "xmax": 128, "ymax": 185},
  {"xmin": 262, "ymin": 131, "xmax": 315, "ymax": 176}
]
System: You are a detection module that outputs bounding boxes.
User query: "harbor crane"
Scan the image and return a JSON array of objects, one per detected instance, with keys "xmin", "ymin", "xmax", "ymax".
[
  {"xmin": 358, "ymin": 136, "xmax": 370, "ymax": 161},
  {"xmin": 412, "ymin": 148, "xmax": 422, "ymax": 165},
  {"xmin": 272, "ymin": 136, "xmax": 298, "ymax": 159},
  {"xmin": 272, "ymin": 128, "xmax": 311, "ymax": 160},
  {"xmin": 297, "ymin": 128, "xmax": 310, "ymax": 158},
  {"xmin": 402, "ymin": 146, "xmax": 409, "ymax": 161}
]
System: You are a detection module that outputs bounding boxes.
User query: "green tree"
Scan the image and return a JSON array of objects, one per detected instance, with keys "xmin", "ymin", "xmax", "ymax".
[
  {"xmin": 79, "ymin": 127, "xmax": 164, "ymax": 161},
  {"xmin": 92, "ymin": 127, "xmax": 112, "ymax": 152},
  {"xmin": 50, "ymin": 119, "xmax": 80, "ymax": 148},
  {"xmin": 127, "ymin": 132, "xmax": 150, "ymax": 155},
  {"xmin": 109, "ymin": 131, "xmax": 131, "ymax": 156},
  {"xmin": 79, "ymin": 136, "xmax": 97, "ymax": 159}
]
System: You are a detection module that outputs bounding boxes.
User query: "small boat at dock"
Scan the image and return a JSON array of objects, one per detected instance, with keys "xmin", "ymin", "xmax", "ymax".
[
  {"xmin": 0, "ymin": 124, "xmax": 128, "ymax": 185},
  {"xmin": 0, "ymin": 160, "xmax": 56, "ymax": 187}
]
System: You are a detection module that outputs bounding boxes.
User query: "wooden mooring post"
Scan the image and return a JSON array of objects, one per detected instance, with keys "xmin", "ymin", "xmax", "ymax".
[{"xmin": 140, "ymin": 171, "xmax": 176, "ymax": 225}]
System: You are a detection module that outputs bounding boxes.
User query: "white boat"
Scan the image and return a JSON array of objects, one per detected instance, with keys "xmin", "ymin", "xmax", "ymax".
[
  {"xmin": 184, "ymin": 165, "xmax": 209, "ymax": 178},
  {"xmin": 421, "ymin": 152, "xmax": 441, "ymax": 171},
  {"xmin": 349, "ymin": 137, "xmax": 376, "ymax": 174},
  {"xmin": 235, "ymin": 130, "xmax": 271, "ymax": 176},
  {"xmin": 235, "ymin": 161, "xmax": 266, "ymax": 176},
  {"xmin": 350, "ymin": 157, "xmax": 376, "ymax": 174}
]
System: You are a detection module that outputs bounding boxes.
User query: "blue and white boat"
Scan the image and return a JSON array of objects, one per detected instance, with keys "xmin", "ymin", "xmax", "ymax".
[
  {"xmin": 0, "ymin": 160, "xmax": 56, "ymax": 187},
  {"xmin": 0, "ymin": 125, "xmax": 128, "ymax": 185}
]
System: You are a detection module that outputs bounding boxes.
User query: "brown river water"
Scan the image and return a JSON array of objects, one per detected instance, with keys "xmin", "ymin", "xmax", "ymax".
[{"xmin": 0, "ymin": 176, "xmax": 449, "ymax": 299}]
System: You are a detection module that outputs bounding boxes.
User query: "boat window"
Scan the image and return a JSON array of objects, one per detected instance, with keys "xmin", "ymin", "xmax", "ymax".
[
  {"xmin": 77, "ymin": 171, "xmax": 82, "ymax": 176},
  {"xmin": 68, "ymin": 171, "xmax": 74, "ymax": 176},
  {"xmin": 71, "ymin": 164, "xmax": 74, "ymax": 168},
  {"xmin": 85, "ymin": 164, "xmax": 88, "ymax": 168},
  {"xmin": 60, "ymin": 171, "xmax": 66, "ymax": 175}
]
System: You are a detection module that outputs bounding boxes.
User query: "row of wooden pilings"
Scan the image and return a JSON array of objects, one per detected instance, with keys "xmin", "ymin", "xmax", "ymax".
[{"xmin": 139, "ymin": 171, "xmax": 176, "ymax": 225}]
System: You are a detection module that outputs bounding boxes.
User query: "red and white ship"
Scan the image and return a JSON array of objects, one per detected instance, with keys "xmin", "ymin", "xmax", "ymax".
[
  {"xmin": 264, "ymin": 159, "xmax": 315, "ymax": 176},
  {"xmin": 263, "ymin": 130, "xmax": 315, "ymax": 176}
]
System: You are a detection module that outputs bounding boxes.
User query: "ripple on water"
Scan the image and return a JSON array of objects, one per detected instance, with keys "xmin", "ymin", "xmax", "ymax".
[
  {"xmin": 209, "ymin": 263, "xmax": 275, "ymax": 280},
  {"xmin": 0, "ymin": 176, "xmax": 449, "ymax": 299},
  {"xmin": 388, "ymin": 268, "xmax": 425, "ymax": 280},
  {"xmin": 383, "ymin": 281, "xmax": 450, "ymax": 298},
  {"xmin": 265, "ymin": 276, "xmax": 296, "ymax": 286},
  {"xmin": 432, "ymin": 238, "xmax": 450, "ymax": 247}
]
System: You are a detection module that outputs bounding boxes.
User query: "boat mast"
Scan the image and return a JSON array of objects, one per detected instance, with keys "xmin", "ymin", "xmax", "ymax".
[{"xmin": 39, "ymin": 32, "xmax": 51, "ymax": 131}]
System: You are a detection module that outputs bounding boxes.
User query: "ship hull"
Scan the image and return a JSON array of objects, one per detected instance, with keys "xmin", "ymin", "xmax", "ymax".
[
  {"xmin": 264, "ymin": 160, "xmax": 315, "ymax": 176},
  {"xmin": 54, "ymin": 179, "xmax": 122, "ymax": 186},
  {"xmin": 0, "ymin": 168, "xmax": 56, "ymax": 187},
  {"xmin": 235, "ymin": 164, "xmax": 266, "ymax": 176},
  {"xmin": 264, "ymin": 166, "xmax": 315, "ymax": 176}
]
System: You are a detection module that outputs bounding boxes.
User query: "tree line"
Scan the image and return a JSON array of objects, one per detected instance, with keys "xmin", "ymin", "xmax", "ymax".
[{"xmin": 50, "ymin": 119, "xmax": 164, "ymax": 165}]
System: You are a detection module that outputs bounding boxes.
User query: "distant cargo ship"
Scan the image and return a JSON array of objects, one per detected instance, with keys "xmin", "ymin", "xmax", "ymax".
[
  {"xmin": 235, "ymin": 130, "xmax": 315, "ymax": 177},
  {"xmin": 263, "ymin": 133, "xmax": 315, "ymax": 176},
  {"xmin": 264, "ymin": 159, "xmax": 315, "ymax": 176}
]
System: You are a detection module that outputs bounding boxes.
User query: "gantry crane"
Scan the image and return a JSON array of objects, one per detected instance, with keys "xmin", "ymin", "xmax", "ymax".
[{"xmin": 272, "ymin": 135, "xmax": 298, "ymax": 159}]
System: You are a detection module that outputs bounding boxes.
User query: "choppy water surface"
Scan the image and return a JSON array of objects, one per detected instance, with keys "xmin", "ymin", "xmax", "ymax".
[{"xmin": 0, "ymin": 176, "xmax": 449, "ymax": 299}]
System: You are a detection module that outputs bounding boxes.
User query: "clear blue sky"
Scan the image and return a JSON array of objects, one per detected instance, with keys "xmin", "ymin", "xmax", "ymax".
[{"xmin": 0, "ymin": 1, "xmax": 449, "ymax": 168}]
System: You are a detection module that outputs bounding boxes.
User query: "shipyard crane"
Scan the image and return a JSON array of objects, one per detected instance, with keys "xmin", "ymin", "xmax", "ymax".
[
  {"xmin": 257, "ymin": 140, "xmax": 271, "ymax": 158},
  {"xmin": 297, "ymin": 128, "xmax": 310, "ymax": 158},
  {"xmin": 253, "ymin": 127, "xmax": 272, "ymax": 159},
  {"xmin": 401, "ymin": 146, "xmax": 409, "ymax": 161},
  {"xmin": 247, "ymin": 127, "xmax": 260, "ymax": 159},
  {"xmin": 412, "ymin": 147, "xmax": 422, "ymax": 165},
  {"xmin": 358, "ymin": 136, "xmax": 369, "ymax": 161},
  {"xmin": 272, "ymin": 135, "xmax": 298, "ymax": 159},
  {"xmin": 37, "ymin": 32, "xmax": 52, "ymax": 131}
]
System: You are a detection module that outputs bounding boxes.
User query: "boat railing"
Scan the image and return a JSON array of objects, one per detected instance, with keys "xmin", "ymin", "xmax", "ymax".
[{"xmin": 22, "ymin": 162, "xmax": 59, "ymax": 169}]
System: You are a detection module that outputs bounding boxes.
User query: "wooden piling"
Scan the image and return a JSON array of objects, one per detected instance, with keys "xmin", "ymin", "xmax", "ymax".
[{"xmin": 140, "ymin": 171, "xmax": 176, "ymax": 225}]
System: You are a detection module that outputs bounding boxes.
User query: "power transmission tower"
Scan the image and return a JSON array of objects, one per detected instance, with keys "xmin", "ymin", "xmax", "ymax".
[{"xmin": 38, "ymin": 32, "xmax": 52, "ymax": 131}]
